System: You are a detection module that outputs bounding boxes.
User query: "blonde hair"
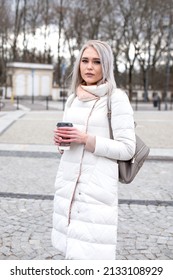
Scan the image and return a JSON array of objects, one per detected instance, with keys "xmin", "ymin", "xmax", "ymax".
[{"xmin": 70, "ymin": 40, "xmax": 116, "ymax": 95}]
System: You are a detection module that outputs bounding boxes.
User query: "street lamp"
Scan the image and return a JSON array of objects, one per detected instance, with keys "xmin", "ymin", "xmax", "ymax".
[
  {"xmin": 163, "ymin": 14, "xmax": 173, "ymax": 110},
  {"xmin": 31, "ymin": 69, "xmax": 35, "ymax": 104},
  {"xmin": 128, "ymin": 42, "xmax": 135, "ymax": 101}
]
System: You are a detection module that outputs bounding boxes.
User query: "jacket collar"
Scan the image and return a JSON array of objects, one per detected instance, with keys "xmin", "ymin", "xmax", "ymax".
[
  {"xmin": 81, "ymin": 83, "xmax": 109, "ymax": 97},
  {"xmin": 77, "ymin": 83, "xmax": 109, "ymax": 101}
]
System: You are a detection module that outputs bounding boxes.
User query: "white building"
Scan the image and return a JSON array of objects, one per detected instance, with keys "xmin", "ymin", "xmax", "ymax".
[{"xmin": 6, "ymin": 62, "xmax": 54, "ymax": 98}]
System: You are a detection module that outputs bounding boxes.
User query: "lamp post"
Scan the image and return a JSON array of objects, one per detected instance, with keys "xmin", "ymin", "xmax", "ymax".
[
  {"xmin": 163, "ymin": 14, "xmax": 172, "ymax": 111},
  {"xmin": 31, "ymin": 69, "xmax": 35, "ymax": 104},
  {"xmin": 61, "ymin": 61, "xmax": 66, "ymax": 111},
  {"xmin": 128, "ymin": 42, "xmax": 135, "ymax": 101}
]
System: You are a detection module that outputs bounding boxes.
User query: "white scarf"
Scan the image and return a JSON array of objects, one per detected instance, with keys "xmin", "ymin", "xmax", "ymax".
[{"xmin": 76, "ymin": 83, "xmax": 109, "ymax": 101}]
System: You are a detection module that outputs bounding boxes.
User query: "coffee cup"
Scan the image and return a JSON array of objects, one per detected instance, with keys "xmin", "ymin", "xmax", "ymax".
[{"xmin": 56, "ymin": 122, "xmax": 73, "ymax": 150}]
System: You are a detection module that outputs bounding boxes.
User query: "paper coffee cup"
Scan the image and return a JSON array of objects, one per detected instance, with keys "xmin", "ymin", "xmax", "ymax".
[{"xmin": 56, "ymin": 122, "xmax": 73, "ymax": 150}]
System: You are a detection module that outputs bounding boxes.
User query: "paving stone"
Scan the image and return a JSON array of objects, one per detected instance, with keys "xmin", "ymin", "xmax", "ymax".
[{"xmin": 0, "ymin": 110, "xmax": 173, "ymax": 260}]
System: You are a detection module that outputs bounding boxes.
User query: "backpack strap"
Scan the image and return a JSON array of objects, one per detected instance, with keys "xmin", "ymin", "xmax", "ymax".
[{"xmin": 107, "ymin": 94, "xmax": 113, "ymax": 139}]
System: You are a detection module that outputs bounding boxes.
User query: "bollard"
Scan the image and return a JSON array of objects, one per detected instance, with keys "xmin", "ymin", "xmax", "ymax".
[
  {"xmin": 46, "ymin": 96, "xmax": 49, "ymax": 110},
  {"xmin": 170, "ymin": 97, "xmax": 173, "ymax": 110},
  {"xmin": 158, "ymin": 97, "xmax": 161, "ymax": 111},
  {"xmin": 62, "ymin": 92, "xmax": 66, "ymax": 111},
  {"xmin": 16, "ymin": 96, "xmax": 19, "ymax": 110},
  {"xmin": 135, "ymin": 97, "xmax": 138, "ymax": 111}
]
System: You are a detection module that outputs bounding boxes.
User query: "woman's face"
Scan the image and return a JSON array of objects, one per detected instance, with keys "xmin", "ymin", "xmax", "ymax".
[{"xmin": 80, "ymin": 46, "xmax": 103, "ymax": 86}]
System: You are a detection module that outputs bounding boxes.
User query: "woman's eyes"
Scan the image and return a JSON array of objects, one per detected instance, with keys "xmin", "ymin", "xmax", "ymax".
[
  {"xmin": 81, "ymin": 59, "xmax": 88, "ymax": 63},
  {"xmin": 94, "ymin": 60, "xmax": 101, "ymax": 64},
  {"xmin": 81, "ymin": 59, "xmax": 101, "ymax": 64}
]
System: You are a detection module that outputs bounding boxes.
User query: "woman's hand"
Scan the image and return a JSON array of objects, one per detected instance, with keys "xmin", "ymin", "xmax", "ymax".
[{"xmin": 54, "ymin": 127, "xmax": 88, "ymax": 146}]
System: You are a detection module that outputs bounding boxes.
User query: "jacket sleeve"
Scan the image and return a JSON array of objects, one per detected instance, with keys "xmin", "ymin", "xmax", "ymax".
[
  {"xmin": 93, "ymin": 89, "xmax": 136, "ymax": 160},
  {"xmin": 62, "ymin": 94, "xmax": 75, "ymax": 121}
]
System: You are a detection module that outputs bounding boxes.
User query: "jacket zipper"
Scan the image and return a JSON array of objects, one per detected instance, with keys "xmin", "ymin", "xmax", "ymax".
[{"xmin": 68, "ymin": 99, "xmax": 99, "ymax": 225}]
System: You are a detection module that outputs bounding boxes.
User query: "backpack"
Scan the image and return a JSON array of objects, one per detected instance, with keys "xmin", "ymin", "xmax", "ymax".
[{"xmin": 107, "ymin": 98, "xmax": 150, "ymax": 184}]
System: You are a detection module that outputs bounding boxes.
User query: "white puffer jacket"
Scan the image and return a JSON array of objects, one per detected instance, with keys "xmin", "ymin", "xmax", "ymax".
[{"xmin": 52, "ymin": 84, "xmax": 136, "ymax": 260}]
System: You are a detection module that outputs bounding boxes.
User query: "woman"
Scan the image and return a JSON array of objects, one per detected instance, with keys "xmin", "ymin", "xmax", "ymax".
[{"xmin": 52, "ymin": 40, "xmax": 136, "ymax": 260}]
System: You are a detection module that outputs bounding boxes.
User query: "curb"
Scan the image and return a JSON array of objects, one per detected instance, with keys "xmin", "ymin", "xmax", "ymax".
[
  {"xmin": 0, "ymin": 149, "xmax": 172, "ymax": 161},
  {"xmin": 0, "ymin": 111, "xmax": 26, "ymax": 135},
  {"xmin": 148, "ymin": 155, "xmax": 173, "ymax": 161}
]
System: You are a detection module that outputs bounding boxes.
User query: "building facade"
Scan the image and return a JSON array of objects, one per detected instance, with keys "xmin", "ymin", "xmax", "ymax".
[{"xmin": 6, "ymin": 62, "xmax": 54, "ymax": 99}]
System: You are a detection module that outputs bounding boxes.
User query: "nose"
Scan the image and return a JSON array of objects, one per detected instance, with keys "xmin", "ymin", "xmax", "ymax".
[{"xmin": 86, "ymin": 61, "xmax": 93, "ymax": 69}]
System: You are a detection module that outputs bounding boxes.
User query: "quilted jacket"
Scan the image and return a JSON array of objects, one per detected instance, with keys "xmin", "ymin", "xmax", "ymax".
[{"xmin": 52, "ymin": 84, "xmax": 136, "ymax": 259}]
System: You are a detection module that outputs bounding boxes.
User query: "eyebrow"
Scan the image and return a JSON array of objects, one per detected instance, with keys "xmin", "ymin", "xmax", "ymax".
[{"xmin": 81, "ymin": 57, "xmax": 100, "ymax": 60}]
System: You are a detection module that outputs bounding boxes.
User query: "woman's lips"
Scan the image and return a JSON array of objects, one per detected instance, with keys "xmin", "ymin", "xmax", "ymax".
[{"xmin": 85, "ymin": 73, "xmax": 94, "ymax": 77}]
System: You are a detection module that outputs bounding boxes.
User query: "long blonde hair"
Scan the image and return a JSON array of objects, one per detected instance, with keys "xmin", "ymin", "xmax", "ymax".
[{"xmin": 70, "ymin": 40, "xmax": 116, "ymax": 95}]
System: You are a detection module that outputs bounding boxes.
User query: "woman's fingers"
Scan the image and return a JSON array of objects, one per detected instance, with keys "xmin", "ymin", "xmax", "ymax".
[
  {"xmin": 54, "ymin": 135, "xmax": 63, "ymax": 145},
  {"xmin": 54, "ymin": 127, "xmax": 87, "ymax": 145}
]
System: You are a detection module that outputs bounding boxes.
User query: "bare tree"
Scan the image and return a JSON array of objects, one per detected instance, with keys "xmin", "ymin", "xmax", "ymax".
[
  {"xmin": 114, "ymin": 0, "xmax": 138, "ymax": 99},
  {"xmin": 26, "ymin": 0, "xmax": 43, "ymax": 61},
  {"xmin": 11, "ymin": 0, "xmax": 24, "ymax": 61},
  {"xmin": 99, "ymin": 0, "xmax": 126, "ymax": 86},
  {"xmin": 134, "ymin": 0, "xmax": 166, "ymax": 100},
  {"xmin": 0, "ymin": 0, "xmax": 172, "ymax": 96},
  {"xmin": 0, "ymin": 0, "xmax": 12, "ymax": 86},
  {"xmin": 160, "ymin": 0, "xmax": 173, "ymax": 109},
  {"xmin": 83, "ymin": 0, "xmax": 107, "ymax": 40},
  {"xmin": 51, "ymin": 0, "xmax": 67, "ymax": 86},
  {"xmin": 41, "ymin": 0, "xmax": 54, "ymax": 63},
  {"xmin": 22, "ymin": 0, "xmax": 27, "ymax": 60}
]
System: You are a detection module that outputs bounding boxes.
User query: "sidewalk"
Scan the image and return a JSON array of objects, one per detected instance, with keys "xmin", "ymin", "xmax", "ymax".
[
  {"xmin": 0, "ymin": 104, "xmax": 173, "ymax": 260},
  {"xmin": 1, "ymin": 107, "xmax": 173, "ymax": 159}
]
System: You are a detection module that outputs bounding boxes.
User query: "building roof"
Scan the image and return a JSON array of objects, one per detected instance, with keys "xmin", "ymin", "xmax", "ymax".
[{"xmin": 6, "ymin": 62, "xmax": 54, "ymax": 70}]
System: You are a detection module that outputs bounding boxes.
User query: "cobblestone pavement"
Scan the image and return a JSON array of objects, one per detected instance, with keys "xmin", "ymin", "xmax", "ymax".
[
  {"xmin": 0, "ymin": 154, "xmax": 173, "ymax": 260},
  {"xmin": 0, "ymin": 108, "xmax": 173, "ymax": 260}
]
